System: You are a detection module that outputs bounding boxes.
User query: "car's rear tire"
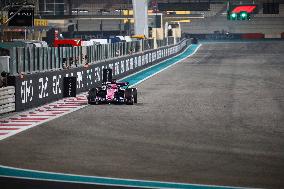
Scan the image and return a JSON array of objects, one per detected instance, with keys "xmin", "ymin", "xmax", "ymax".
[
  {"xmin": 88, "ymin": 88, "xmax": 98, "ymax": 105},
  {"xmin": 131, "ymin": 88, "xmax": 137, "ymax": 103},
  {"xmin": 125, "ymin": 89, "xmax": 134, "ymax": 105}
]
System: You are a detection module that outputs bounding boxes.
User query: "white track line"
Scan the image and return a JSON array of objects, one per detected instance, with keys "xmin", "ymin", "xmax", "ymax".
[{"xmin": 0, "ymin": 97, "xmax": 88, "ymax": 141}]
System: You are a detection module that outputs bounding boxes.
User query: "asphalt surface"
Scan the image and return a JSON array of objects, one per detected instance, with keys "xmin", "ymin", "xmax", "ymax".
[{"xmin": 1, "ymin": 42, "xmax": 284, "ymax": 189}]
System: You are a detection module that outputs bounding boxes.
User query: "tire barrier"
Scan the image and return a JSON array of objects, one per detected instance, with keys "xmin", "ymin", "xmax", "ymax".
[
  {"xmin": 0, "ymin": 86, "xmax": 15, "ymax": 115},
  {"xmin": 7, "ymin": 39, "xmax": 189, "ymax": 112}
]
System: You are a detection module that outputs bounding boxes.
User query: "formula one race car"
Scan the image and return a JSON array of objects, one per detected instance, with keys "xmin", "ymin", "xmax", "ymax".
[{"xmin": 87, "ymin": 69, "xmax": 137, "ymax": 105}]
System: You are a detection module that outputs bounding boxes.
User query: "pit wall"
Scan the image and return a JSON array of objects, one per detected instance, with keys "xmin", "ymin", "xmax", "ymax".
[{"xmin": 8, "ymin": 40, "xmax": 189, "ymax": 112}]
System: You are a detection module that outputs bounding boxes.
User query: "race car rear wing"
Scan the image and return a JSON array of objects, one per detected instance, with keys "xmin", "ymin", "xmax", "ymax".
[
  {"xmin": 102, "ymin": 81, "xmax": 129, "ymax": 87},
  {"xmin": 116, "ymin": 82, "xmax": 129, "ymax": 87}
]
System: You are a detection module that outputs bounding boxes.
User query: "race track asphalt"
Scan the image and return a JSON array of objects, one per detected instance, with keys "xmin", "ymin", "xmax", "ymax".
[{"xmin": 0, "ymin": 42, "xmax": 284, "ymax": 189}]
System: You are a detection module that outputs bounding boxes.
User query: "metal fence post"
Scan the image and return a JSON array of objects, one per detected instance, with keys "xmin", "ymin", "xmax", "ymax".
[
  {"xmin": 105, "ymin": 44, "xmax": 108, "ymax": 59},
  {"xmin": 95, "ymin": 46, "xmax": 96, "ymax": 62},
  {"xmin": 92, "ymin": 45, "xmax": 96, "ymax": 62},
  {"xmin": 101, "ymin": 44, "xmax": 104, "ymax": 60},
  {"xmin": 39, "ymin": 47, "xmax": 42, "ymax": 71},
  {"xmin": 62, "ymin": 47, "xmax": 66, "ymax": 68},
  {"xmin": 126, "ymin": 42, "xmax": 129, "ymax": 55},
  {"xmin": 54, "ymin": 47, "xmax": 59, "ymax": 69},
  {"xmin": 73, "ymin": 47, "xmax": 76, "ymax": 66},
  {"xmin": 9, "ymin": 47, "xmax": 17, "ymax": 75},
  {"xmin": 99, "ymin": 45, "xmax": 102, "ymax": 61},
  {"xmin": 59, "ymin": 47, "xmax": 63, "ymax": 69},
  {"xmin": 93, "ymin": 45, "xmax": 96, "ymax": 61},
  {"xmin": 51, "ymin": 47, "xmax": 55, "ymax": 70},
  {"xmin": 17, "ymin": 48, "xmax": 24, "ymax": 74},
  {"xmin": 108, "ymin": 44, "xmax": 111, "ymax": 59},
  {"xmin": 44, "ymin": 47, "xmax": 49, "ymax": 70},
  {"xmin": 93, "ymin": 45, "xmax": 96, "ymax": 62},
  {"xmin": 119, "ymin": 43, "xmax": 121, "ymax": 56},
  {"xmin": 95, "ymin": 45, "xmax": 97, "ymax": 61},
  {"xmin": 29, "ymin": 47, "xmax": 34, "ymax": 72},
  {"xmin": 67, "ymin": 47, "xmax": 71, "ymax": 67},
  {"xmin": 47, "ymin": 47, "xmax": 51, "ymax": 70},
  {"xmin": 34, "ymin": 47, "xmax": 39, "ymax": 72},
  {"xmin": 24, "ymin": 47, "xmax": 29, "ymax": 73},
  {"xmin": 107, "ymin": 44, "xmax": 109, "ymax": 59},
  {"xmin": 90, "ymin": 45, "xmax": 93, "ymax": 63},
  {"xmin": 75, "ymin": 47, "xmax": 78, "ymax": 66},
  {"xmin": 90, "ymin": 45, "xmax": 92, "ymax": 63},
  {"xmin": 79, "ymin": 46, "xmax": 82, "ymax": 65},
  {"xmin": 103, "ymin": 44, "xmax": 106, "ymax": 60},
  {"xmin": 111, "ymin": 43, "xmax": 113, "ymax": 58}
]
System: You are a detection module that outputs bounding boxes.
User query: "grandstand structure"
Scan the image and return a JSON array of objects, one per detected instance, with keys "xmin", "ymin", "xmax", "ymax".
[{"xmin": 1, "ymin": 0, "xmax": 284, "ymax": 39}]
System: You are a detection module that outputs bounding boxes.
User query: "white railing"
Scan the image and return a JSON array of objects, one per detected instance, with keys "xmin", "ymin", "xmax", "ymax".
[{"xmin": 0, "ymin": 86, "xmax": 15, "ymax": 115}]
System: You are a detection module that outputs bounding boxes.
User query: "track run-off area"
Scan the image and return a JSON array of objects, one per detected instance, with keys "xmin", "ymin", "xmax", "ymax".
[{"xmin": 0, "ymin": 41, "xmax": 284, "ymax": 189}]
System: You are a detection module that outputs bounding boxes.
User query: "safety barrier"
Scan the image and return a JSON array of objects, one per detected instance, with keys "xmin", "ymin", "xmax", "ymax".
[
  {"xmin": 7, "ymin": 38, "xmax": 179, "ymax": 76},
  {"xmin": 7, "ymin": 39, "xmax": 188, "ymax": 111},
  {"xmin": 0, "ymin": 86, "xmax": 15, "ymax": 115},
  {"xmin": 8, "ymin": 40, "xmax": 142, "ymax": 75}
]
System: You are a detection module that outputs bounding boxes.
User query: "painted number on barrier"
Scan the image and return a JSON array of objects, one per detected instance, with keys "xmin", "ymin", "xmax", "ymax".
[
  {"xmin": 21, "ymin": 80, "xmax": 33, "ymax": 104},
  {"xmin": 120, "ymin": 60, "xmax": 125, "ymax": 74},
  {"xmin": 52, "ymin": 75, "xmax": 62, "ymax": 95},
  {"xmin": 125, "ymin": 59, "xmax": 130, "ymax": 72},
  {"xmin": 114, "ymin": 62, "xmax": 120, "ymax": 75},
  {"xmin": 129, "ymin": 58, "xmax": 134, "ymax": 70},
  {"xmin": 94, "ymin": 67, "xmax": 101, "ymax": 83},
  {"xmin": 77, "ymin": 71, "xmax": 84, "ymax": 89},
  {"xmin": 86, "ymin": 69, "xmax": 93, "ymax": 86},
  {"xmin": 138, "ymin": 56, "xmax": 141, "ymax": 67},
  {"xmin": 39, "ymin": 77, "xmax": 49, "ymax": 99}
]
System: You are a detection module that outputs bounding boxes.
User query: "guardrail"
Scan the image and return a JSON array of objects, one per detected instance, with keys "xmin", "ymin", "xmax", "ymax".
[
  {"xmin": 7, "ymin": 37, "xmax": 179, "ymax": 76},
  {"xmin": 0, "ymin": 86, "xmax": 15, "ymax": 115}
]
